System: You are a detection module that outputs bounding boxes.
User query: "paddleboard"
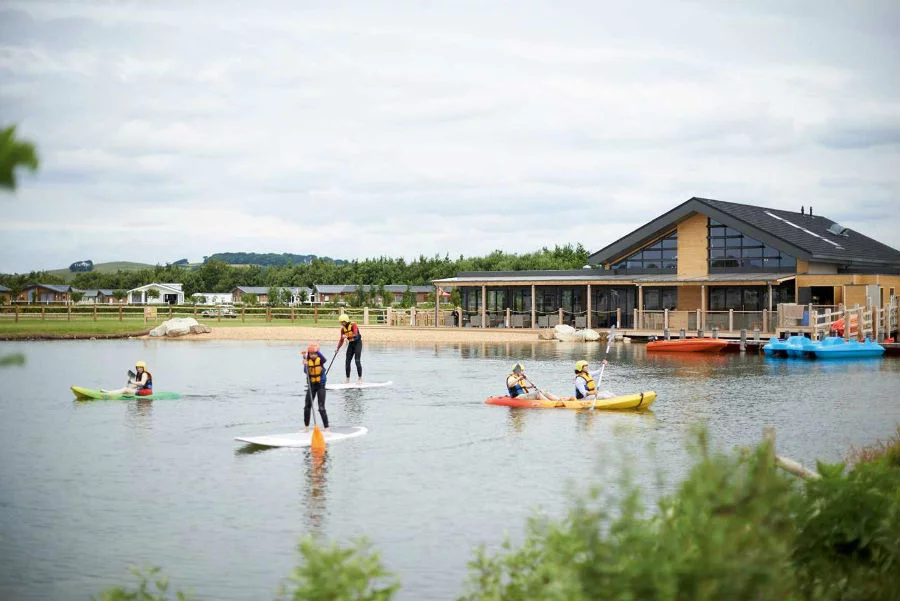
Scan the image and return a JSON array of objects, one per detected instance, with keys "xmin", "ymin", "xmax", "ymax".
[
  {"xmin": 325, "ymin": 381, "xmax": 392, "ymax": 390},
  {"xmin": 235, "ymin": 426, "xmax": 368, "ymax": 448}
]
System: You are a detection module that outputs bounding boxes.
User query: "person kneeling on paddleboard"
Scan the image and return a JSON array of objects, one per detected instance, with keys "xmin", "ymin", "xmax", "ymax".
[
  {"xmin": 337, "ymin": 313, "xmax": 363, "ymax": 384},
  {"xmin": 506, "ymin": 363, "xmax": 558, "ymax": 401},
  {"xmin": 574, "ymin": 360, "xmax": 613, "ymax": 400},
  {"xmin": 301, "ymin": 343, "xmax": 329, "ymax": 432},
  {"xmin": 103, "ymin": 360, "xmax": 153, "ymax": 396}
]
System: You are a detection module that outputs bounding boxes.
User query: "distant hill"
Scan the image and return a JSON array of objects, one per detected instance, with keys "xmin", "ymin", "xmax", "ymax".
[
  {"xmin": 205, "ymin": 252, "xmax": 345, "ymax": 266},
  {"xmin": 47, "ymin": 261, "xmax": 158, "ymax": 282}
]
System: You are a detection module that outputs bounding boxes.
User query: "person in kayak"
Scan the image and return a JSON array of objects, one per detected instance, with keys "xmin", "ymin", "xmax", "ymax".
[
  {"xmin": 103, "ymin": 360, "xmax": 153, "ymax": 396},
  {"xmin": 301, "ymin": 343, "xmax": 329, "ymax": 432},
  {"xmin": 506, "ymin": 363, "xmax": 559, "ymax": 400},
  {"xmin": 337, "ymin": 313, "xmax": 363, "ymax": 384},
  {"xmin": 574, "ymin": 359, "xmax": 612, "ymax": 400}
]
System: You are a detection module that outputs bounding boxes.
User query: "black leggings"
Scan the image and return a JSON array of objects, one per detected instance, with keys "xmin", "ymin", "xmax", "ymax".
[
  {"xmin": 304, "ymin": 385, "xmax": 328, "ymax": 428},
  {"xmin": 345, "ymin": 341, "xmax": 362, "ymax": 378}
]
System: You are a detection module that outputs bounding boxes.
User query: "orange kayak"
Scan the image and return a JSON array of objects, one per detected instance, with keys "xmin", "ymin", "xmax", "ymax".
[{"xmin": 646, "ymin": 338, "xmax": 729, "ymax": 352}]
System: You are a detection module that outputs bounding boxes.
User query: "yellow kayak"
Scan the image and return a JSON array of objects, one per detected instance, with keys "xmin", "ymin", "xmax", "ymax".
[{"xmin": 485, "ymin": 391, "xmax": 656, "ymax": 410}]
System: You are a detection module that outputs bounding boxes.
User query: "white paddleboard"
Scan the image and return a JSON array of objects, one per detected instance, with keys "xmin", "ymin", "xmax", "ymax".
[
  {"xmin": 325, "ymin": 381, "xmax": 392, "ymax": 390},
  {"xmin": 235, "ymin": 426, "xmax": 368, "ymax": 448}
]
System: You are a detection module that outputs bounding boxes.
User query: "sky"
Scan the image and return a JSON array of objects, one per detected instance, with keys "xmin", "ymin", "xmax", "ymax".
[{"xmin": 1, "ymin": 0, "xmax": 898, "ymax": 273}]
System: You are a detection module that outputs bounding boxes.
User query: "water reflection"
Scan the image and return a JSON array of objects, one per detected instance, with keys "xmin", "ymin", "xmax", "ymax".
[
  {"xmin": 125, "ymin": 398, "xmax": 154, "ymax": 431},
  {"xmin": 505, "ymin": 408, "xmax": 528, "ymax": 433},
  {"xmin": 339, "ymin": 389, "xmax": 367, "ymax": 422},
  {"xmin": 303, "ymin": 448, "xmax": 329, "ymax": 533}
]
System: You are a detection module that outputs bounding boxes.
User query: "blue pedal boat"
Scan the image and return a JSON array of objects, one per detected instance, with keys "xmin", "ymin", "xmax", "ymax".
[{"xmin": 810, "ymin": 337, "xmax": 885, "ymax": 359}]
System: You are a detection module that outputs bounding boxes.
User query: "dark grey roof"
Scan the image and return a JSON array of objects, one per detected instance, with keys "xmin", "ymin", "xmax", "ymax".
[
  {"xmin": 233, "ymin": 286, "xmax": 270, "ymax": 294},
  {"xmin": 25, "ymin": 284, "xmax": 72, "ymax": 292},
  {"xmin": 434, "ymin": 271, "xmax": 790, "ymax": 285},
  {"xmin": 79, "ymin": 289, "xmax": 115, "ymax": 297},
  {"xmin": 589, "ymin": 197, "xmax": 900, "ymax": 270},
  {"xmin": 315, "ymin": 284, "xmax": 432, "ymax": 294},
  {"xmin": 0, "ymin": 285, "xmax": 9, "ymax": 292}
]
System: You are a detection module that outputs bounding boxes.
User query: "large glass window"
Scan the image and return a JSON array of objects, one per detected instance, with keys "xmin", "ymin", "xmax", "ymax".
[
  {"xmin": 708, "ymin": 220, "xmax": 796, "ymax": 272},
  {"xmin": 612, "ymin": 231, "xmax": 677, "ymax": 272},
  {"xmin": 642, "ymin": 287, "xmax": 678, "ymax": 311},
  {"xmin": 708, "ymin": 282, "xmax": 795, "ymax": 311}
]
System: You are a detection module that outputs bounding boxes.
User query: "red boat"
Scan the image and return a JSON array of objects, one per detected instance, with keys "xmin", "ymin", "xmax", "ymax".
[{"xmin": 646, "ymin": 338, "xmax": 729, "ymax": 353}]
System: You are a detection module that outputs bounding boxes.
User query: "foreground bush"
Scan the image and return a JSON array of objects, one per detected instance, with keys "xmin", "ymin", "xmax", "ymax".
[{"xmin": 96, "ymin": 430, "xmax": 900, "ymax": 601}]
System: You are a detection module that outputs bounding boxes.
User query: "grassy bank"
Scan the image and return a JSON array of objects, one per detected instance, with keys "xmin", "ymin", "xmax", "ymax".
[{"xmin": 0, "ymin": 319, "xmax": 342, "ymax": 339}]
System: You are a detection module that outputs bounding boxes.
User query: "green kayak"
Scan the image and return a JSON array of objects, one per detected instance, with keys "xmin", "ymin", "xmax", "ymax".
[{"xmin": 71, "ymin": 385, "xmax": 182, "ymax": 401}]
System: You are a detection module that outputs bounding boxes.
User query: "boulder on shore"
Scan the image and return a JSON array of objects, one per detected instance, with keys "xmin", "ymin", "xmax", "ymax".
[{"xmin": 148, "ymin": 317, "xmax": 208, "ymax": 337}]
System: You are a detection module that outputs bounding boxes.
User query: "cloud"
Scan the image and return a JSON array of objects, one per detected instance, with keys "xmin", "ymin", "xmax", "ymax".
[{"xmin": 1, "ymin": 0, "xmax": 899, "ymax": 273}]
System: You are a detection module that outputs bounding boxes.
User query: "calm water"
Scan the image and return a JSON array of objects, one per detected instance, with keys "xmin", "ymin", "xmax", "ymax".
[{"xmin": 1, "ymin": 339, "xmax": 899, "ymax": 600}]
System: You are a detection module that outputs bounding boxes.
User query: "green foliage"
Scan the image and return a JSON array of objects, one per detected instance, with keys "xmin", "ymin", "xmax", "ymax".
[
  {"xmin": 276, "ymin": 536, "xmax": 401, "ymax": 601},
  {"xmin": 459, "ymin": 435, "xmax": 798, "ymax": 601},
  {"xmin": 207, "ymin": 252, "xmax": 344, "ymax": 266},
  {"xmin": 112, "ymin": 289, "xmax": 127, "ymax": 301},
  {"xmin": 243, "ymin": 294, "xmax": 259, "ymax": 306},
  {"xmin": 146, "ymin": 289, "xmax": 161, "ymax": 300},
  {"xmin": 792, "ymin": 455, "xmax": 900, "ymax": 600},
  {"xmin": 93, "ymin": 565, "xmax": 195, "ymax": 601},
  {"xmin": 0, "ymin": 124, "xmax": 39, "ymax": 191},
  {"xmin": 71, "ymin": 291, "xmax": 85, "ymax": 304},
  {"xmin": 400, "ymin": 285, "xmax": 415, "ymax": 308}
]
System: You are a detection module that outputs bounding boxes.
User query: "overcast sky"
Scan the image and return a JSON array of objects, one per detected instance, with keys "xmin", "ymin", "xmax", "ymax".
[{"xmin": 1, "ymin": 0, "xmax": 898, "ymax": 273}]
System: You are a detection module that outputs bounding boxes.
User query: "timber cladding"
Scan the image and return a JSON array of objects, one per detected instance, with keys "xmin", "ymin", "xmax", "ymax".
[
  {"xmin": 677, "ymin": 213, "xmax": 709, "ymax": 276},
  {"xmin": 677, "ymin": 285, "xmax": 702, "ymax": 311}
]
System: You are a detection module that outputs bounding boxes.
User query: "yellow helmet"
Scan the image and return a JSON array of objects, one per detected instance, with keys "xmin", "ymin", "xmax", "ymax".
[
  {"xmin": 511, "ymin": 362, "xmax": 524, "ymax": 374},
  {"xmin": 135, "ymin": 360, "xmax": 147, "ymax": 369},
  {"xmin": 574, "ymin": 360, "xmax": 588, "ymax": 372},
  {"xmin": 339, "ymin": 313, "xmax": 350, "ymax": 323}
]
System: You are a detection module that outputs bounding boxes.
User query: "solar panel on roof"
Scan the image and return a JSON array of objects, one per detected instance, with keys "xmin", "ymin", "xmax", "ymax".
[{"xmin": 827, "ymin": 223, "xmax": 849, "ymax": 237}]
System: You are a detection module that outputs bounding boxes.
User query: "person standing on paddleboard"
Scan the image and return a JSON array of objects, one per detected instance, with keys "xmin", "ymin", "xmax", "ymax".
[
  {"xmin": 103, "ymin": 360, "xmax": 153, "ymax": 396},
  {"xmin": 301, "ymin": 343, "xmax": 329, "ymax": 432},
  {"xmin": 337, "ymin": 313, "xmax": 363, "ymax": 384}
]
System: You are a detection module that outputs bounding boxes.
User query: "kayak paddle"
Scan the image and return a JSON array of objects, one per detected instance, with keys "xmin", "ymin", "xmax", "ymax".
[{"xmin": 592, "ymin": 325, "xmax": 616, "ymax": 410}]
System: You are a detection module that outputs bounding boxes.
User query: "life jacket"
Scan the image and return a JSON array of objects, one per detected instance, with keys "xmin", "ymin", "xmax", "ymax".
[
  {"xmin": 575, "ymin": 371, "xmax": 596, "ymax": 399},
  {"xmin": 506, "ymin": 374, "xmax": 526, "ymax": 397},
  {"xmin": 306, "ymin": 354, "xmax": 324, "ymax": 384},
  {"xmin": 137, "ymin": 370, "xmax": 152, "ymax": 391},
  {"xmin": 342, "ymin": 322, "xmax": 361, "ymax": 343}
]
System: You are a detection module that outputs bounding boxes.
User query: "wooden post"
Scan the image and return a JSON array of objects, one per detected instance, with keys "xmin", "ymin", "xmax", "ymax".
[
  {"xmin": 506, "ymin": 307, "xmax": 511, "ymax": 328},
  {"xmin": 242, "ymin": 306, "xmax": 246, "ymax": 322},
  {"xmin": 481, "ymin": 285, "xmax": 487, "ymax": 329},
  {"xmin": 762, "ymin": 309, "xmax": 768, "ymax": 333},
  {"xmin": 637, "ymin": 284, "xmax": 643, "ymax": 330},
  {"xmin": 586, "ymin": 284, "xmax": 592, "ymax": 330},
  {"xmin": 291, "ymin": 307, "xmax": 295, "ymax": 322},
  {"xmin": 558, "ymin": 307, "xmax": 563, "ymax": 327},
  {"xmin": 41, "ymin": 306, "xmax": 45, "ymax": 321},
  {"xmin": 695, "ymin": 309, "xmax": 701, "ymax": 330},
  {"xmin": 313, "ymin": 306, "xmax": 318, "ymax": 324},
  {"xmin": 810, "ymin": 310, "xmax": 818, "ymax": 340},
  {"xmin": 93, "ymin": 304, "xmax": 97, "ymax": 322},
  {"xmin": 700, "ymin": 284, "xmax": 706, "ymax": 329},
  {"xmin": 616, "ymin": 307, "xmax": 621, "ymax": 329},
  {"xmin": 633, "ymin": 308, "xmax": 638, "ymax": 329},
  {"xmin": 664, "ymin": 308, "xmax": 669, "ymax": 330},
  {"xmin": 14, "ymin": 304, "xmax": 18, "ymax": 322},
  {"xmin": 68, "ymin": 304, "xmax": 71, "ymax": 321},
  {"xmin": 169, "ymin": 305, "xmax": 173, "ymax": 319},
  {"xmin": 119, "ymin": 305, "xmax": 123, "ymax": 321},
  {"xmin": 531, "ymin": 284, "xmax": 536, "ymax": 330},
  {"xmin": 410, "ymin": 306, "xmax": 417, "ymax": 326},
  {"xmin": 364, "ymin": 306, "xmax": 370, "ymax": 326},
  {"xmin": 386, "ymin": 307, "xmax": 392, "ymax": 326},
  {"xmin": 728, "ymin": 308, "xmax": 734, "ymax": 332}
]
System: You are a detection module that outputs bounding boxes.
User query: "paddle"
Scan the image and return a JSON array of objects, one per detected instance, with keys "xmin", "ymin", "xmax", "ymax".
[
  {"xmin": 323, "ymin": 345, "xmax": 340, "ymax": 378},
  {"xmin": 304, "ymin": 352, "xmax": 326, "ymax": 452},
  {"xmin": 591, "ymin": 325, "xmax": 617, "ymax": 410}
]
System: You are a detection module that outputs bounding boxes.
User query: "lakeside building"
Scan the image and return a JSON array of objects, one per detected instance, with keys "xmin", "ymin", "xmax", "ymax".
[
  {"xmin": 314, "ymin": 284, "xmax": 433, "ymax": 306},
  {"xmin": 432, "ymin": 197, "xmax": 900, "ymax": 334}
]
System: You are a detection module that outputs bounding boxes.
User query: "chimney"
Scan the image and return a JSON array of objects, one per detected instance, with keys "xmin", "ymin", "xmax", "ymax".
[
  {"xmin": 801, "ymin": 206, "xmax": 805, "ymax": 215},
  {"xmin": 809, "ymin": 206, "xmax": 813, "ymax": 217}
]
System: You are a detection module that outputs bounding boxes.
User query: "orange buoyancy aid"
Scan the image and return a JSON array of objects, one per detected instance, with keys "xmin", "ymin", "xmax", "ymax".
[
  {"xmin": 574, "ymin": 372, "xmax": 596, "ymax": 399},
  {"xmin": 306, "ymin": 355, "xmax": 324, "ymax": 384},
  {"xmin": 342, "ymin": 322, "xmax": 361, "ymax": 342}
]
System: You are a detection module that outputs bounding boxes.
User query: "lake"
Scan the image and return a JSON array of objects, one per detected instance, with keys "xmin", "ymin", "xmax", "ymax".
[{"xmin": 1, "ymin": 339, "xmax": 898, "ymax": 600}]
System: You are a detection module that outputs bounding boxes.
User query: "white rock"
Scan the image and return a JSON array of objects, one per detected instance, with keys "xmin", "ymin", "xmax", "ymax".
[{"xmin": 579, "ymin": 329, "xmax": 601, "ymax": 341}]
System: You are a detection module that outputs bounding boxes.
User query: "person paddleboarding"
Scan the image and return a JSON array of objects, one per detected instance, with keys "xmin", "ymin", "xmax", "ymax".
[
  {"xmin": 301, "ymin": 343, "xmax": 329, "ymax": 433},
  {"xmin": 337, "ymin": 313, "xmax": 363, "ymax": 384}
]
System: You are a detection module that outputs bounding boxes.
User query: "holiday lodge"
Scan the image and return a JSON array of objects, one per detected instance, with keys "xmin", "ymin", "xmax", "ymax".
[{"xmin": 432, "ymin": 197, "xmax": 900, "ymax": 338}]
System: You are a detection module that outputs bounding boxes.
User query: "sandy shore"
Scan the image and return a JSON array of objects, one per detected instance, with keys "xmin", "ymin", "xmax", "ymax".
[{"xmin": 171, "ymin": 325, "xmax": 550, "ymax": 344}]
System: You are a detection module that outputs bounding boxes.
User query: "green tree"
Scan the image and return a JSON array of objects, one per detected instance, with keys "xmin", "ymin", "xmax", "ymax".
[
  {"xmin": 112, "ymin": 290, "xmax": 127, "ymax": 303},
  {"xmin": 146, "ymin": 288, "xmax": 160, "ymax": 302},
  {"xmin": 0, "ymin": 124, "xmax": 39, "ymax": 191},
  {"xmin": 70, "ymin": 291, "xmax": 85, "ymax": 304},
  {"xmin": 401, "ymin": 285, "xmax": 415, "ymax": 308}
]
